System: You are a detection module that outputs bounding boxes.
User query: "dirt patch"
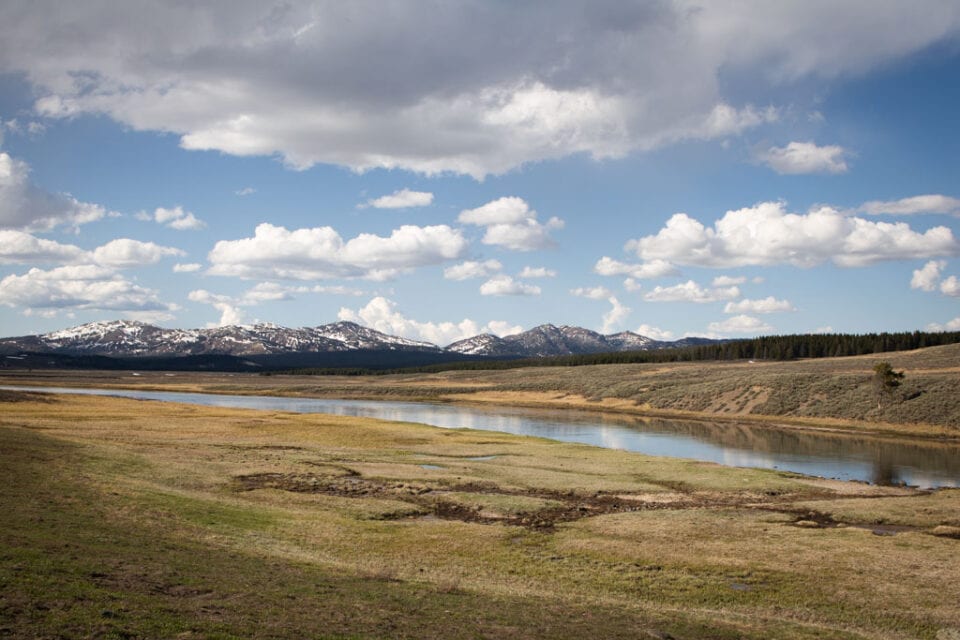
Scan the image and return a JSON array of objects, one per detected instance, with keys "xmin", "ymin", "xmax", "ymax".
[
  {"xmin": 233, "ymin": 471, "xmax": 840, "ymax": 532},
  {"xmin": 235, "ymin": 472, "xmax": 701, "ymax": 530},
  {"xmin": 0, "ymin": 390, "xmax": 54, "ymax": 403}
]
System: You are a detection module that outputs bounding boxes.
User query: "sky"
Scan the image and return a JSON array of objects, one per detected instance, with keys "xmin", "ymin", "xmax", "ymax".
[{"xmin": 1, "ymin": 1, "xmax": 960, "ymax": 345}]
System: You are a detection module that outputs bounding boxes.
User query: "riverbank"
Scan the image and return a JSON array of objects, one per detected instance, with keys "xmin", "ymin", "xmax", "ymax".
[
  {"xmin": 2, "ymin": 390, "xmax": 959, "ymax": 638},
  {"xmin": 3, "ymin": 343, "xmax": 959, "ymax": 440}
]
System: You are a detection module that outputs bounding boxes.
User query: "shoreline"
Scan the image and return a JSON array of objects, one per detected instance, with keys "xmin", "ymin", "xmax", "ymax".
[{"xmin": 2, "ymin": 371, "xmax": 958, "ymax": 443}]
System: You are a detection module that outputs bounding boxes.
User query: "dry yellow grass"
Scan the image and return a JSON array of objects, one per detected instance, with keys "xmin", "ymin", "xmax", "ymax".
[{"xmin": 2, "ymin": 391, "xmax": 960, "ymax": 638}]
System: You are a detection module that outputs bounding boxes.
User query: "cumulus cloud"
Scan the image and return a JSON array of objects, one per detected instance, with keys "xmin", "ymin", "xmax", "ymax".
[
  {"xmin": 443, "ymin": 259, "xmax": 502, "ymax": 281},
  {"xmin": 724, "ymin": 296, "xmax": 796, "ymax": 314},
  {"xmin": 190, "ymin": 282, "xmax": 365, "ymax": 326},
  {"xmin": 941, "ymin": 275, "xmax": 960, "ymax": 297},
  {"xmin": 601, "ymin": 296, "xmax": 631, "ymax": 333},
  {"xmin": 0, "ymin": 230, "xmax": 184, "ymax": 270},
  {"xmin": 911, "ymin": 260, "xmax": 946, "ymax": 291},
  {"xmin": 147, "ymin": 206, "xmax": 205, "ymax": 230},
  {"xmin": 479, "ymin": 275, "xmax": 541, "ymax": 296},
  {"xmin": 707, "ymin": 314, "xmax": 773, "ymax": 335},
  {"xmin": 458, "ymin": 197, "xmax": 563, "ymax": 251},
  {"xmin": 0, "ymin": 151, "xmax": 111, "ymax": 231},
  {"xmin": 927, "ymin": 317, "xmax": 960, "ymax": 332},
  {"xmin": 0, "ymin": 264, "xmax": 175, "ymax": 315},
  {"xmin": 628, "ymin": 201, "xmax": 959, "ymax": 269},
  {"xmin": 571, "ymin": 286, "xmax": 613, "ymax": 300},
  {"xmin": 173, "ymin": 262, "xmax": 203, "ymax": 273},
  {"xmin": 92, "ymin": 239, "xmax": 185, "ymax": 268},
  {"xmin": 759, "ymin": 141, "xmax": 849, "ymax": 174},
  {"xmin": 0, "ymin": 230, "xmax": 87, "ymax": 264},
  {"xmin": 644, "ymin": 280, "xmax": 741, "ymax": 303},
  {"xmin": 365, "ymin": 188, "xmax": 434, "ymax": 209},
  {"xmin": 3, "ymin": 3, "xmax": 960, "ymax": 177},
  {"xmin": 712, "ymin": 275, "xmax": 746, "ymax": 286},
  {"xmin": 635, "ymin": 324, "xmax": 675, "ymax": 341},
  {"xmin": 593, "ymin": 256, "xmax": 678, "ymax": 279},
  {"xmin": 518, "ymin": 266, "xmax": 556, "ymax": 278},
  {"xmin": 188, "ymin": 289, "xmax": 247, "ymax": 327},
  {"xmin": 207, "ymin": 222, "xmax": 466, "ymax": 280},
  {"xmin": 338, "ymin": 296, "xmax": 520, "ymax": 345},
  {"xmin": 861, "ymin": 194, "xmax": 960, "ymax": 217}
]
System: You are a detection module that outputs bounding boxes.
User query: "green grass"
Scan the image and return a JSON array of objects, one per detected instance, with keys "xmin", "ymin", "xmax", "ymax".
[{"xmin": 3, "ymin": 392, "xmax": 960, "ymax": 638}]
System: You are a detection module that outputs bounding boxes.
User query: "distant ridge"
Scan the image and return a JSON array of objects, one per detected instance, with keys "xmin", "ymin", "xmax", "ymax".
[{"xmin": 0, "ymin": 319, "xmax": 717, "ymax": 360}]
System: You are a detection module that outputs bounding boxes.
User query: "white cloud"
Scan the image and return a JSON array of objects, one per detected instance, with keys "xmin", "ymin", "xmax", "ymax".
[
  {"xmin": 707, "ymin": 314, "xmax": 774, "ymax": 335},
  {"xmin": 623, "ymin": 278, "xmax": 643, "ymax": 292},
  {"xmin": 712, "ymin": 275, "xmax": 746, "ymax": 286},
  {"xmin": 207, "ymin": 222, "xmax": 467, "ymax": 280},
  {"xmin": 759, "ymin": 141, "xmax": 849, "ymax": 175},
  {"xmin": 338, "ymin": 296, "xmax": 520, "ymax": 345},
  {"xmin": 0, "ymin": 264, "xmax": 175, "ymax": 315},
  {"xmin": 0, "ymin": 231, "xmax": 185, "ymax": 269},
  {"xmin": 911, "ymin": 260, "xmax": 946, "ymax": 291},
  {"xmin": 635, "ymin": 324, "xmax": 675, "ymax": 341},
  {"xmin": 724, "ymin": 296, "xmax": 796, "ymax": 314},
  {"xmin": 941, "ymin": 275, "xmax": 960, "ymax": 297},
  {"xmin": 188, "ymin": 289, "xmax": 246, "ymax": 327},
  {"xmin": 593, "ymin": 256, "xmax": 678, "ymax": 279},
  {"xmin": 571, "ymin": 286, "xmax": 613, "ymax": 300},
  {"xmin": 813, "ymin": 326, "xmax": 834, "ymax": 334},
  {"xmin": 365, "ymin": 188, "xmax": 434, "ymax": 209},
  {"xmin": 485, "ymin": 320, "xmax": 524, "ymax": 337},
  {"xmin": 150, "ymin": 205, "xmax": 205, "ymax": 230},
  {"xmin": 629, "ymin": 201, "xmax": 959, "ymax": 269},
  {"xmin": 189, "ymin": 281, "xmax": 367, "ymax": 327},
  {"xmin": 479, "ymin": 275, "xmax": 541, "ymax": 296},
  {"xmin": 861, "ymin": 194, "xmax": 960, "ymax": 217},
  {"xmin": 92, "ymin": 239, "xmax": 185, "ymax": 268},
  {"xmin": 4, "ymin": 3, "xmax": 960, "ymax": 177},
  {"xmin": 927, "ymin": 317, "xmax": 960, "ymax": 332},
  {"xmin": 459, "ymin": 197, "xmax": 563, "ymax": 251},
  {"xmin": 601, "ymin": 296, "xmax": 631, "ymax": 333},
  {"xmin": 443, "ymin": 259, "xmax": 502, "ymax": 281},
  {"xmin": 518, "ymin": 266, "xmax": 556, "ymax": 278},
  {"xmin": 235, "ymin": 187, "xmax": 256, "ymax": 196},
  {"xmin": 0, "ymin": 151, "xmax": 110, "ymax": 231},
  {"xmin": 644, "ymin": 280, "xmax": 740, "ymax": 303},
  {"xmin": 173, "ymin": 262, "xmax": 203, "ymax": 273},
  {"xmin": 0, "ymin": 230, "xmax": 86, "ymax": 264}
]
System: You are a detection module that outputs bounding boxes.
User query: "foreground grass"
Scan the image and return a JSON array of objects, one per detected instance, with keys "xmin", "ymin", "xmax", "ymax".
[{"xmin": 2, "ymin": 392, "xmax": 960, "ymax": 639}]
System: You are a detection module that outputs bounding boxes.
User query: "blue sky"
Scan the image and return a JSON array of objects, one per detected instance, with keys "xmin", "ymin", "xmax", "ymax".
[{"xmin": 1, "ymin": 1, "xmax": 959, "ymax": 344}]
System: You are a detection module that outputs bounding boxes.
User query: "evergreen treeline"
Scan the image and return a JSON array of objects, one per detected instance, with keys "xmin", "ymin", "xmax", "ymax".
[{"xmin": 275, "ymin": 330, "xmax": 960, "ymax": 376}]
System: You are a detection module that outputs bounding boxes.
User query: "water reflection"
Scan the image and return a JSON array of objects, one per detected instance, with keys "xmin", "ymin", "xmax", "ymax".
[{"xmin": 5, "ymin": 385, "xmax": 959, "ymax": 488}]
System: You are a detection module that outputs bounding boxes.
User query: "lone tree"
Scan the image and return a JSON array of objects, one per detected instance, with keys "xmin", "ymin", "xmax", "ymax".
[{"xmin": 873, "ymin": 361, "xmax": 905, "ymax": 409}]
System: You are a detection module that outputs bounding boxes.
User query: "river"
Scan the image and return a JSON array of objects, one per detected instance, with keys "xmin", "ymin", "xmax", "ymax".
[{"xmin": 5, "ymin": 385, "xmax": 959, "ymax": 488}]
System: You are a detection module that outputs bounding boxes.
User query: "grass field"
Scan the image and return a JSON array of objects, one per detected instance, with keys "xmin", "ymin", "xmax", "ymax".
[
  {"xmin": 2, "ymin": 389, "xmax": 959, "ymax": 639},
  {"xmin": 4, "ymin": 342, "xmax": 959, "ymax": 439}
]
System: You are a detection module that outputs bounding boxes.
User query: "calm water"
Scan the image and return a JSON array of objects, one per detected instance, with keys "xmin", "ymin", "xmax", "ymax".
[{"xmin": 6, "ymin": 385, "xmax": 959, "ymax": 488}]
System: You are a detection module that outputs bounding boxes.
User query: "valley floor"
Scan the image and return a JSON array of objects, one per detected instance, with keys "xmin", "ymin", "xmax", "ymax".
[
  {"xmin": 3, "ymin": 342, "xmax": 959, "ymax": 439},
  {"xmin": 2, "ymin": 390, "xmax": 959, "ymax": 639}
]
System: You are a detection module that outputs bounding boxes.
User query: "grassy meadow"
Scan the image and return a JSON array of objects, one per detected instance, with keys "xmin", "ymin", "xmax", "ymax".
[
  {"xmin": 4, "ymin": 342, "xmax": 959, "ymax": 438},
  {"xmin": 2, "ymin": 387, "xmax": 960, "ymax": 639}
]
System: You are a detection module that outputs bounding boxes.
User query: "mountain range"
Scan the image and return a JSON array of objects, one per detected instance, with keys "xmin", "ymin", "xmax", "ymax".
[{"xmin": 0, "ymin": 320, "xmax": 718, "ymax": 367}]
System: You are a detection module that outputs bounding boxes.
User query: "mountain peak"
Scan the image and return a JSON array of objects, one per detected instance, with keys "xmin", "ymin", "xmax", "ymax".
[{"xmin": 1, "ymin": 319, "xmax": 716, "ymax": 360}]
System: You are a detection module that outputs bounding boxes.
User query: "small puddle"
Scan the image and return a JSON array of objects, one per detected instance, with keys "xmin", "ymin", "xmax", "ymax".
[
  {"xmin": 467, "ymin": 455, "xmax": 499, "ymax": 461},
  {"xmin": 420, "ymin": 464, "xmax": 444, "ymax": 470}
]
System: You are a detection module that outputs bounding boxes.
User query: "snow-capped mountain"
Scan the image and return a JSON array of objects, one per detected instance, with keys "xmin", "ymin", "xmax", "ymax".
[
  {"xmin": 0, "ymin": 320, "xmax": 440, "ymax": 357},
  {"xmin": 0, "ymin": 319, "xmax": 716, "ymax": 360},
  {"xmin": 445, "ymin": 324, "xmax": 674, "ymax": 357}
]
